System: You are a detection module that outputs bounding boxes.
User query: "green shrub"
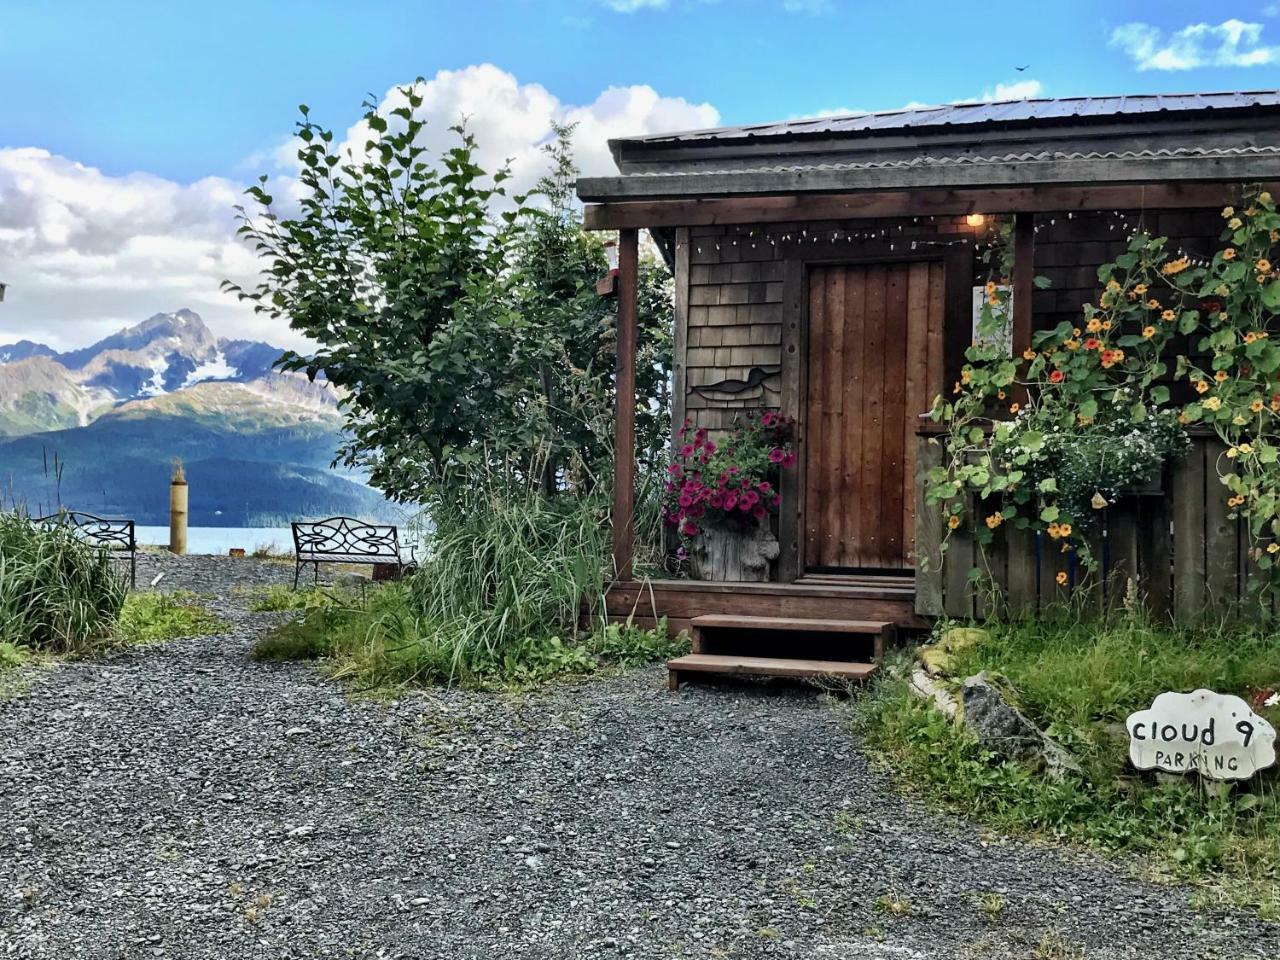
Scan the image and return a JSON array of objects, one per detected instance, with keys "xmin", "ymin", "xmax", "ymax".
[
  {"xmin": 0, "ymin": 512, "xmax": 127, "ymax": 654},
  {"xmin": 115, "ymin": 592, "xmax": 223, "ymax": 645},
  {"xmin": 857, "ymin": 614, "xmax": 1280, "ymax": 912}
]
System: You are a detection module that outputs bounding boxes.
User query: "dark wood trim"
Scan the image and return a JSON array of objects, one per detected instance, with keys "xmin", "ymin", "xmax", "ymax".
[
  {"xmin": 613, "ymin": 228, "xmax": 639, "ymax": 582},
  {"xmin": 1011, "ymin": 212, "xmax": 1035, "ymax": 404},
  {"xmin": 778, "ymin": 258, "xmax": 805, "ymax": 583},
  {"xmin": 670, "ymin": 227, "xmax": 690, "ymax": 448},
  {"xmin": 941, "ymin": 244, "xmax": 973, "ymax": 399},
  {"xmin": 583, "ymin": 181, "xmax": 1280, "ymax": 231}
]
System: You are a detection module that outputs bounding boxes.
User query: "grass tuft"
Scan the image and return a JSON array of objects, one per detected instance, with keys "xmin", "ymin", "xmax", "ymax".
[
  {"xmin": 857, "ymin": 612, "xmax": 1280, "ymax": 913},
  {"xmin": 115, "ymin": 592, "xmax": 224, "ymax": 645}
]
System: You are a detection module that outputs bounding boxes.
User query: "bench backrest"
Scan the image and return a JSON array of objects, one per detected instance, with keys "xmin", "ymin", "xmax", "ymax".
[
  {"xmin": 34, "ymin": 512, "xmax": 136, "ymax": 551},
  {"xmin": 292, "ymin": 517, "xmax": 402, "ymax": 563}
]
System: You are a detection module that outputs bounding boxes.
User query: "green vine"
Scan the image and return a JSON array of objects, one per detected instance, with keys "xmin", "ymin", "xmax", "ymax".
[{"xmin": 927, "ymin": 188, "xmax": 1280, "ymax": 608}]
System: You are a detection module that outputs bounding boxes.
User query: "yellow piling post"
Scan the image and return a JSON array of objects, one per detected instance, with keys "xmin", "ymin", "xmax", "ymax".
[{"xmin": 169, "ymin": 458, "xmax": 188, "ymax": 555}]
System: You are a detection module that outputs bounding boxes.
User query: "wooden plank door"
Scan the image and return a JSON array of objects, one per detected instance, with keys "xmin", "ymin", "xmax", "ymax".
[{"xmin": 804, "ymin": 261, "xmax": 944, "ymax": 572}]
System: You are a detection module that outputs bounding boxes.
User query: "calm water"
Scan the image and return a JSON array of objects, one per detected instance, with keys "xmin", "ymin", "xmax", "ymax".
[{"xmin": 134, "ymin": 526, "xmax": 294, "ymax": 555}]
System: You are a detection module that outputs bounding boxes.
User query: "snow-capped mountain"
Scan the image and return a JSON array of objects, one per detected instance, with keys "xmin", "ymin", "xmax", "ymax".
[{"xmin": 0, "ymin": 309, "xmax": 327, "ymax": 436}]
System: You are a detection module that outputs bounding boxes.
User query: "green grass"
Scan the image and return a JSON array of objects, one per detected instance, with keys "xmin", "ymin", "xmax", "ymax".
[
  {"xmin": 249, "ymin": 584, "xmax": 351, "ymax": 612},
  {"xmin": 0, "ymin": 511, "xmax": 127, "ymax": 655},
  {"xmin": 115, "ymin": 591, "xmax": 224, "ymax": 645},
  {"xmin": 857, "ymin": 613, "xmax": 1280, "ymax": 915},
  {"xmin": 0, "ymin": 641, "xmax": 31, "ymax": 672}
]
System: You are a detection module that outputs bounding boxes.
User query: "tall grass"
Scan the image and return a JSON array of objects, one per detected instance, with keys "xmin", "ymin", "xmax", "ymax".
[{"xmin": 0, "ymin": 512, "xmax": 127, "ymax": 654}]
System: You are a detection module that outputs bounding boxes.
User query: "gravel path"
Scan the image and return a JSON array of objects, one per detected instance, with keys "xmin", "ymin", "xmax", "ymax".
[{"xmin": 1, "ymin": 558, "xmax": 1276, "ymax": 959}]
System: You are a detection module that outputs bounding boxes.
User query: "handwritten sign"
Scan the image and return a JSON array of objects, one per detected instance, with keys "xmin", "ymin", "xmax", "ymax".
[{"xmin": 1126, "ymin": 689, "xmax": 1277, "ymax": 781}]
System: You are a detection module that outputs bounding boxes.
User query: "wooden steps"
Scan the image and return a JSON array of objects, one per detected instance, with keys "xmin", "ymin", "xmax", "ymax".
[
  {"xmin": 667, "ymin": 614, "xmax": 893, "ymax": 689},
  {"xmin": 667, "ymin": 653, "xmax": 877, "ymax": 689}
]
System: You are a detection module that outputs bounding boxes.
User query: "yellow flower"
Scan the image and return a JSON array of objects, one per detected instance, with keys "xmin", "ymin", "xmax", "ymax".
[
  {"xmin": 1240, "ymin": 443, "xmax": 1254, "ymax": 454},
  {"xmin": 1245, "ymin": 332, "xmax": 1258, "ymax": 344},
  {"xmin": 1101, "ymin": 320, "xmax": 1112, "ymax": 330},
  {"xmin": 1251, "ymin": 398, "xmax": 1265, "ymax": 413},
  {"xmin": 1022, "ymin": 348, "xmax": 1036, "ymax": 361},
  {"xmin": 1216, "ymin": 284, "xmax": 1230, "ymax": 297},
  {"xmin": 1261, "ymin": 192, "xmax": 1273, "ymax": 206},
  {"xmin": 1055, "ymin": 571, "xmax": 1068, "ymax": 586},
  {"xmin": 1222, "ymin": 206, "xmax": 1235, "ymax": 218},
  {"xmin": 1215, "ymin": 370, "xmax": 1229, "ymax": 382},
  {"xmin": 1134, "ymin": 283, "xmax": 1148, "ymax": 295},
  {"xmin": 1194, "ymin": 379, "xmax": 1210, "ymax": 394},
  {"xmin": 985, "ymin": 513, "xmax": 1003, "ymax": 530},
  {"xmin": 1223, "ymin": 248, "xmax": 1237, "ymax": 261},
  {"xmin": 1106, "ymin": 279, "xmax": 1122, "ymax": 292},
  {"xmin": 1161, "ymin": 309, "xmax": 1176, "ymax": 322},
  {"xmin": 1142, "ymin": 326, "xmax": 1157, "ymax": 339},
  {"xmin": 985, "ymin": 280, "xmax": 997, "ymax": 296},
  {"xmin": 1009, "ymin": 403, "xmax": 1021, "ymax": 414},
  {"xmin": 1226, "ymin": 447, "xmax": 1239, "ymax": 459},
  {"xmin": 1064, "ymin": 339, "xmax": 1080, "ymax": 351},
  {"xmin": 997, "ymin": 390, "xmax": 1006, "ymax": 400},
  {"xmin": 1146, "ymin": 298, "xmax": 1161, "ymax": 309},
  {"xmin": 947, "ymin": 514, "xmax": 961, "ymax": 530},
  {"xmin": 1272, "ymin": 230, "xmax": 1280, "ymax": 244},
  {"xmin": 1047, "ymin": 522, "xmax": 1062, "ymax": 539},
  {"xmin": 1204, "ymin": 396, "xmax": 1223, "ymax": 411},
  {"xmin": 1161, "ymin": 258, "xmax": 1189, "ymax": 276},
  {"xmin": 1058, "ymin": 523, "xmax": 1073, "ymax": 538},
  {"xmin": 1228, "ymin": 217, "xmax": 1243, "ymax": 230},
  {"xmin": 1233, "ymin": 415, "xmax": 1247, "ymax": 426},
  {"xmin": 1072, "ymin": 327, "xmax": 1082, "ymax": 336},
  {"xmin": 1258, "ymin": 259, "xmax": 1272, "ymax": 274},
  {"xmin": 1085, "ymin": 318, "xmax": 1102, "ymax": 333},
  {"xmin": 961, "ymin": 368, "xmax": 971, "ymax": 384},
  {"xmin": 1269, "ymin": 542, "xmax": 1280, "ymax": 555}
]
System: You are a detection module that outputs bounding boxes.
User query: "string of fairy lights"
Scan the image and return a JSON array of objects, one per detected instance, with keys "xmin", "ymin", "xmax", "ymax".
[{"xmin": 682, "ymin": 210, "xmax": 1218, "ymax": 269}]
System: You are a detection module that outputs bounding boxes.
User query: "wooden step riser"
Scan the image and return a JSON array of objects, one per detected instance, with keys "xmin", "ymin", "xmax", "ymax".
[{"xmin": 692, "ymin": 628, "xmax": 888, "ymax": 663}]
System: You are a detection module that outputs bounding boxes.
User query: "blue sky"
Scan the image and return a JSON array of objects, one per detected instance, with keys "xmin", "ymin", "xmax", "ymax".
[{"xmin": 2, "ymin": 0, "xmax": 1280, "ymax": 348}]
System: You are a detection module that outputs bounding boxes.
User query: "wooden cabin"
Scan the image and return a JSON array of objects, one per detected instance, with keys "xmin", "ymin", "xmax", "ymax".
[{"xmin": 577, "ymin": 92, "xmax": 1280, "ymax": 686}]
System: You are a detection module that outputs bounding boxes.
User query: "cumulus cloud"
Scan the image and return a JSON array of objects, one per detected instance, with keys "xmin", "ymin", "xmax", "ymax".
[
  {"xmin": 1110, "ymin": 19, "xmax": 1280, "ymax": 70},
  {"xmin": 0, "ymin": 66, "xmax": 718, "ymax": 352}
]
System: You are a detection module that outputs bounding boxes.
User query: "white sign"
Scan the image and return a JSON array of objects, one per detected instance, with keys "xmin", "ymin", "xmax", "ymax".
[
  {"xmin": 971, "ymin": 285, "xmax": 1012, "ymax": 355},
  {"xmin": 1126, "ymin": 689, "xmax": 1277, "ymax": 781}
]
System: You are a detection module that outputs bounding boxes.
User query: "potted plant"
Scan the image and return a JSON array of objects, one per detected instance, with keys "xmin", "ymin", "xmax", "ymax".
[{"xmin": 662, "ymin": 412, "xmax": 796, "ymax": 581}]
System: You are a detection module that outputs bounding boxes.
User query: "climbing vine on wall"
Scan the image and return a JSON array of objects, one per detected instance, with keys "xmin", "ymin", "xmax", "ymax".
[{"xmin": 926, "ymin": 187, "xmax": 1280, "ymax": 606}]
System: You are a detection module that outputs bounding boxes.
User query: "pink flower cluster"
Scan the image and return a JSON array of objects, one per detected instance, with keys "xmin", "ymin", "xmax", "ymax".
[{"xmin": 661, "ymin": 412, "xmax": 796, "ymax": 539}]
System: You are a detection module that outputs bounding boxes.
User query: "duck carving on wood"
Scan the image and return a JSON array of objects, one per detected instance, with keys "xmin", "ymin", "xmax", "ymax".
[{"xmin": 689, "ymin": 365, "xmax": 781, "ymax": 403}]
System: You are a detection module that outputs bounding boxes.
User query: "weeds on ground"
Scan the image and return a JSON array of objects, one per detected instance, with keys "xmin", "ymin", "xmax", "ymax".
[
  {"xmin": 115, "ymin": 592, "xmax": 224, "ymax": 645},
  {"xmin": 249, "ymin": 584, "xmax": 353, "ymax": 612},
  {"xmin": 0, "ymin": 641, "xmax": 29, "ymax": 672},
  {"xmin": 855, "ymin": 610, "xmax": 1280, "ymax": 915}
]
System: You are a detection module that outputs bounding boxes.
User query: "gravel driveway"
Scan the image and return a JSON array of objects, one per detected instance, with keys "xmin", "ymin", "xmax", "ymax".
[{"xmin": 1, "ymin": 558, "xmax": 1275, "ymax": 959}]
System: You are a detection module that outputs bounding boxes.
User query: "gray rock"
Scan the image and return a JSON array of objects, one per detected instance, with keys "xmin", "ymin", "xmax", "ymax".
[{"xmin": 961, "ymin": 671, "xmax": 1082, "ymax": 781}]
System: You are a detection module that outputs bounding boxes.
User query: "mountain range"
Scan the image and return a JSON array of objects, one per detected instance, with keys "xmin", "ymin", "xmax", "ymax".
[{"xmin": 0, "ymin": 310, "xmax": 396, "ymax": 526}]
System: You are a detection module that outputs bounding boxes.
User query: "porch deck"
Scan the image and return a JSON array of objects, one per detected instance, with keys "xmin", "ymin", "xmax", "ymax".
[{"xmin": 603, "ymin": 574, "xmax": 926, "ymax": 638}]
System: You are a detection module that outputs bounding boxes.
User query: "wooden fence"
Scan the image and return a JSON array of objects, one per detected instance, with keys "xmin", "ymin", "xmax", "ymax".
[{"xmin": 914, "ymin": 431, "xmax": 1273, "ymax": 622}]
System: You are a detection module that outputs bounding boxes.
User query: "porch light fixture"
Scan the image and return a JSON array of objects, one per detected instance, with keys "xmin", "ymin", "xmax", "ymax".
[
  {"xmin": 604, "ymin": 239, "xmax": 619, "ymax": 276},
  {"xmin": 596, "ymin": 241, "xmax": 620, "ymax": 297},
  {"xmin": 965, "ymin": 213, "xmax": 986, "ymax": 228}
]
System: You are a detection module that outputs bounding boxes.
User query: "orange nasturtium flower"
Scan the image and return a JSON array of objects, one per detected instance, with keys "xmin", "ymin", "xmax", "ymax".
[
  {"xmin": 1251, "ymin": 398, "xmax": 1265, "ymax": 413},
  {"xmin": 1161, "ymin": 258, "xmax": 1189, "ymax": 275},
  {"xmin": 1161, "ymin": 309, "xmax": 1176, "ymax": 322},
  {"xmin": 1085, "ymin": 317, "xmax": 1103, "ymax": 333},
  {"xmin": 1204, "ymin": 396, "xmax": 1223, "ymax": 411},
  {"xmin": 1146, "ymin": 298, "xmax": 1161, "ymax": 309},
  {"xmin": 1194, "ymin": 379, "xmax": 1210, "ymax": 394},
  {"xmin": 1055, "ymin": 571, "xmax": 1069, "ymax": 586},
  {"xmin": 1022, "ymin": 348, "xmax": 1036, "ymax": 361},
  {"xmin": 1215, "ymin": 370, "xmax": 1230, "ymax": 382},
  {"xmin": 1009, "ymin": 402, "xmax": 1021, "ymax": 414},
  {"xmin": 947, "ymin": 514, "xmax": 961, "ymax": 530},
  {"xmin": 985, "ymin": 513, "xmax": 1003, "ymax": 530},
  {"xmin": 1258, "ymin": 258, "xmax": 1272, "ymax": 274},
  {"xmin": 1142, "ymin": 326, "xmax": 1157, "ymax": 339},
  {"xmin": 1223, "ymin": 248, "xmax": 1237, "ymax": 261}
]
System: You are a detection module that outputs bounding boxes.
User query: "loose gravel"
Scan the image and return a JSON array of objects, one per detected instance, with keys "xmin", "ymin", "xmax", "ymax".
[{"xmin": 1, "ymin": 557, "xmax": 1276, "ymax": 958}]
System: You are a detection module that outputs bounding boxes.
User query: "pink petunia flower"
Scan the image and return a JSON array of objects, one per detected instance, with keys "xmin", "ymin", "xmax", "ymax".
[
  {"xmin": 768, "ymin": 448, "xmax": 785, "ymax": 464},
  {"xmin": 679, "ymin": 444, "xmax": 695, "ymax": 458},
  {"xmin": 723, "ymin": 493, "xmax": 738, "ymax": 511},
  {"xmin": 752, "ymin": 505, "xmax": 767, "ymax": 521},
  {"xmin": 681, "ymin": 520, "xmax": 700, "ymax": 537},
  {"xmin": 781, "ymin": 451, "xmax": 797, "ymax": 469}
]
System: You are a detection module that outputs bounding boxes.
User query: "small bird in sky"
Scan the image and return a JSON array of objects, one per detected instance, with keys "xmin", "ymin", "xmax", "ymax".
[{"xmin": 1015, "ymin": 64, "xmax": 1030, "ymax": 72}]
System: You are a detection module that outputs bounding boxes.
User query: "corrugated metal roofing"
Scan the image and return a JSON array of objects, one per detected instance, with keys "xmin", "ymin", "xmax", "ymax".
[
  {"xmin": 606, "ymin": 144, "xmax": 1280, "ymax": 180},
  {"xmin": 619, "ymin": 91, "xmax": 1280, "ymax": 146}
]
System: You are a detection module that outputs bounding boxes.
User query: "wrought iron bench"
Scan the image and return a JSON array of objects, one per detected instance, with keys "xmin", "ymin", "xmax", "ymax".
[
  {"xmin": 34, "ymin": 511, "xmax": 137, "ymax": 587},
  {"xmin": 290, "ymin": 517, "xmax": 414, "ymax": 588}
]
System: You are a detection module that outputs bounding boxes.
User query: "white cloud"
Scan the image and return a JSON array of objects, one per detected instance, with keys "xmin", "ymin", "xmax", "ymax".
[
  {"xmin": 1110, "ymin": 19, "xmax": 1280, "ymax": 70},
  {"xmin": 0, "ymin": 66, "xmax": 718, "ymax": 353},
  {"xmin": 979, "ymin": 80, "xmax": 1043, "ymax": 101},
  {"xmin": 793, "ymin": 79, "xmax": 1043, "ymax": 121},
  {"xmin": 602, "ymin": 0, "xmax": 669, "ymax": 9}
]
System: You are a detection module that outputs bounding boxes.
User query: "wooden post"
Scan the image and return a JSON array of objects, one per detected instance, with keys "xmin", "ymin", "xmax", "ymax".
[
  {"xmin": 168, "ymin": 461, "xmax": 188, "ymax": 556},
  {"xmin": 1011, "ymin": 212, "xmax": 1034, "ymax": 405},
  {"xmin": 613, "ymin": 228, "xmax": 639, "ymax": 582}
]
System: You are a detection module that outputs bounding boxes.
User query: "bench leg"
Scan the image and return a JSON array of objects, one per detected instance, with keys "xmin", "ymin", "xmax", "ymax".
[
  {"xmin": 293, "ymin": 561, "xmax": 302, "ymax": 591},
  {"xmin": 314, "ymin": 561, "xmax": 319, "ymax": 587}
]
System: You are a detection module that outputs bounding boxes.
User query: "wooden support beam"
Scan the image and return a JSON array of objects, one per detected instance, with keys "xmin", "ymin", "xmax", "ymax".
[
  {"xmin": 583, "ymin": 181, "xmax": 1280, "ymax": 231},
  {"xmin": 1011, "ymin": 212, "xmax": 1035, "ymax": 405},
  {"xmin": 612, "ymin": 228, "xmax": 639, "ymax": 582}
]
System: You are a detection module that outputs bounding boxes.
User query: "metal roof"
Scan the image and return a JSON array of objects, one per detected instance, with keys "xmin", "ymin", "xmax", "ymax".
[
  {"xmin": 579, "ymin": 91, "xmax": 1280, "ymax": 202},
  {"xmin": 616, "ymin": 91, "xmax": 1280, "ymax": 147}
]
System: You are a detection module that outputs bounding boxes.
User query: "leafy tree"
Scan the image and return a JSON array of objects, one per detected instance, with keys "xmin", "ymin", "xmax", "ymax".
[{"xmin": 227, "ymin": 86, "xmax": 671, "ymax": 505}]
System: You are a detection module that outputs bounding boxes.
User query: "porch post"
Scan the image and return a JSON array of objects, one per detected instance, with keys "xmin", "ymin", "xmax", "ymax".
[
  {"xmin": 1011, "ymin": 212, "xmax": 1035, "ymax": 404},
  {"xmin": 613, "ymin": 227, "xmax": 639, "ymax": 582}
]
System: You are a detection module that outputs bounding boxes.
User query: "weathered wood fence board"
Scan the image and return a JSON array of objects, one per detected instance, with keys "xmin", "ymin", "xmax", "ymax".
[{"xmin": 914, "ymin": 433, "xmax": 1261, "ymax": 622}]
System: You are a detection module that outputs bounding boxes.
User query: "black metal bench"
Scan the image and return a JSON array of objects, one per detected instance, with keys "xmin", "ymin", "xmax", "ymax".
[
  {"xmin": 290, "ymin": 517, "xmax": 414, "ymax": 588},
  {"xmin": 34, "ymin": 511, "xmax": 137, "ymax": 587}
]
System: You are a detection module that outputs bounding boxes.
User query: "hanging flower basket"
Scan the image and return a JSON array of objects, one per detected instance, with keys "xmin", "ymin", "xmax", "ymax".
[{"xmin": 662, "ymin": 411, "xmax": 797, "ymax": 582}]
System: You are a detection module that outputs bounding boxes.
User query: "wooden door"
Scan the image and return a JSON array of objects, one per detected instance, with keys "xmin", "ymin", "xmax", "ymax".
[{"xmin": 803, "ymin": 260, "xmax": 944, "ymax": 572}]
